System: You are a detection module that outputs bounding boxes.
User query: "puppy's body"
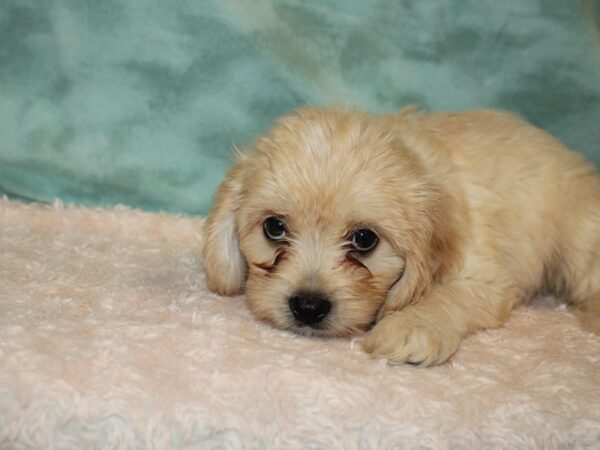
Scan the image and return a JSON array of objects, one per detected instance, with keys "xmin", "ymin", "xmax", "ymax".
[{"xmin": 203, "ymin": 107, "xmax": 600, "ymax": 366}]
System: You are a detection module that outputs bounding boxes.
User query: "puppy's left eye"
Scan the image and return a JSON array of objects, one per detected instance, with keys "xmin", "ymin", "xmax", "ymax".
[
  {"xmin": 351, "ymin": 228, "xmax": 378, "ymax": 252},
  {"xmin": 263, "ymin": 217, "xmax": 287, "ymax": 241}
]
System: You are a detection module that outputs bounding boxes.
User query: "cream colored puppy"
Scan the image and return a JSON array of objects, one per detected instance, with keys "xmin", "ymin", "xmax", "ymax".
[{"xmin": 202, "ymin": 107, "xmax": 600, "ymax": 366}]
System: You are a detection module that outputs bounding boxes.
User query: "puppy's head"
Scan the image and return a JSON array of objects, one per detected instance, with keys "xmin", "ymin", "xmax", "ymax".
[{"xmin": 203, "ymin": 107, "xmax": 463, "ymax": 336}]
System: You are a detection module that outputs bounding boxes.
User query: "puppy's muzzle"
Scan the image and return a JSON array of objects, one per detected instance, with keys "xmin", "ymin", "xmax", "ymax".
[{"xmin": 288, "ymin": 291, "xmax": 331, "ymax": 326}]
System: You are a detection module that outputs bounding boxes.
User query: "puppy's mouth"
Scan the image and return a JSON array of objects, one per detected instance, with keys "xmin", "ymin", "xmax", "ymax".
[
  {"xmin": 283, "ymin": 315, "xmax": 369, "ymax": 338},
  {"xmin": 289, "ymin": 319, "xmax": 332, "ymax": 337}
]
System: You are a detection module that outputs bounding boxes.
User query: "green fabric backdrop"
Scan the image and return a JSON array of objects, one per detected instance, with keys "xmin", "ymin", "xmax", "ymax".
[{"xmin": 1, "ymin": 0, "xmax": 599, "ymax": 214}]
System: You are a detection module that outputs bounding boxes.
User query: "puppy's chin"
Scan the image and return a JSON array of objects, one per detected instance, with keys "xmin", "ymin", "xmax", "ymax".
[
  {"xmin": 288, "ymin": 323, "xmax": 333, "ymax": 338},
  {"xmin": 282, "ymin": 321, "xmax": 368, "ymax": 339},
  {"xmin": 295, "ymin": 323, "xmax": 374, "ymax": 339}
]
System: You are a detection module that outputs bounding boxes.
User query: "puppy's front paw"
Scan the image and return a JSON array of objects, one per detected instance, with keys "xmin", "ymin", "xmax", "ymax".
[{"xmin": 363, "ymin": 310, "xmax": 461, "ymax": 366}]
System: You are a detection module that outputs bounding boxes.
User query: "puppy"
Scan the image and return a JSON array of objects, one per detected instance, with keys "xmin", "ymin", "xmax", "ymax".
[{"xmin": 202, "ymin": 107, "xmax": 600, "ymax": 366}]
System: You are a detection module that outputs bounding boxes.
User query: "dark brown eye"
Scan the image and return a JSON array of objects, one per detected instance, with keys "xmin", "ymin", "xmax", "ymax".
[
  {"xmin": 263, "ymin": 217, "xmax": 287, "ymax": 241},
  {"xmin": 351, "ymin": 228, "xmax": 378, "ymax": 252}
]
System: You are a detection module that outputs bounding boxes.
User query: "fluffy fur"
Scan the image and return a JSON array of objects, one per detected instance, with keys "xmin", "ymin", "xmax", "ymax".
[
  {"xmin": 203, "ymin": 107, "xmax": 600, "ymax": 366},
  {"xmin": 2, "ymin": 198, "xmax": 600, "ymax": 448}
]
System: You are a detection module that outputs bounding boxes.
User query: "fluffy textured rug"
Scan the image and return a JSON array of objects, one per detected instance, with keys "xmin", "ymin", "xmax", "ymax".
[{"xmin": 1, "ymin": 198, "xmax": 599, "ymax": 449}]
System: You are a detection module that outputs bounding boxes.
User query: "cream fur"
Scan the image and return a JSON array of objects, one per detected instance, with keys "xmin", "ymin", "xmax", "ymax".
[
  {"xmin": 1, "ymin": 198, "xmax": 600, "ymax": 448},
  {"xmin": 203, "ymin": 107, "xmax": 600, "ymax": 366}
]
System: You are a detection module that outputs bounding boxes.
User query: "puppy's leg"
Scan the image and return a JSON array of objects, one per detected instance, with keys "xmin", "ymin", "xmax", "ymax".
[
  {"xmin": 565, "ymin": 208, "xmax": 600, "ymax": 334},
  {"xmin": 363, "ymin": 277, "xmax": 518, "ymax": 366}
]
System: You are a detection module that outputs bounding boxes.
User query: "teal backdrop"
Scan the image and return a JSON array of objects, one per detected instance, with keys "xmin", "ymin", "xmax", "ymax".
[{"xmin": 1, "ymin": 0, "xmax": 599, "ymax": 214}]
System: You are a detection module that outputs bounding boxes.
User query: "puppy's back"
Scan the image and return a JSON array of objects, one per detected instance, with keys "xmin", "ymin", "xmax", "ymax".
[{"xmin": 394, "ymin": 109, "xmax": 600, "ymax": 302}]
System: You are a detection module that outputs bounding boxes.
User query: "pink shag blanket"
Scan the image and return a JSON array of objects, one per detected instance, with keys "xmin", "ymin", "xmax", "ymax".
[{"xmin": 1, "ymin": 198, "xmax": 599, "ymax": 449}]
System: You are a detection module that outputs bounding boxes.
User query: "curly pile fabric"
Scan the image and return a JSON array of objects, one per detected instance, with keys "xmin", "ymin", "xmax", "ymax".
[{"xmin": 1, "ymin": 198, "xmax": 599, "ymax": 449}]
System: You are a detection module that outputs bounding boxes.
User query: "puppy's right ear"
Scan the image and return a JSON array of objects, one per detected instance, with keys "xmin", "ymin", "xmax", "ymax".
[{"xmin": 202, "ymin": 161, "xmax": 247, "ymax": 296}]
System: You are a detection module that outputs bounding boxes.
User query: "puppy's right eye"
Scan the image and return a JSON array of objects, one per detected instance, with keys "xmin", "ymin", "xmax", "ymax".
[
  {"xmin": 351, "ymin": 228, "xmax": 378, "ymax": 252},
  {"xmin": 263, "ymin": 217, "xmax": 287, "ymax": 241}
]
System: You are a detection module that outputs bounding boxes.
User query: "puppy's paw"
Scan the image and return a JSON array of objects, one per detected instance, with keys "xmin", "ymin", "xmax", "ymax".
[{"xmin": 363, "ymin": 310, "xmax": 461, "ymax": 366}]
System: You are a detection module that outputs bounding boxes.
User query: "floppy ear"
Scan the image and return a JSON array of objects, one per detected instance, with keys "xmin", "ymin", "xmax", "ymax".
[
  {"xmin": 379, "ymin": 181, "xmax": 466, "ymax": 317},
  {"xmin": 202, "ymin": 161, "xmax": 248, "ymax": 296}
]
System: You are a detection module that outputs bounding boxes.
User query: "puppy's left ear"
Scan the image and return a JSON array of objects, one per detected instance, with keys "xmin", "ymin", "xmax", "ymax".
[
  {"xmin": 380, "ymin": 181, "xmax": 466, "ymax": 316},
  {"xmin": 202, "ymin": 160, "xmax": 248, "ymax": 296}
]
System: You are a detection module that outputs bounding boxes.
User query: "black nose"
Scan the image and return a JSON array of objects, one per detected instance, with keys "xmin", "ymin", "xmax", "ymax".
[{"xmin": 288, "ymin": 291, "xmax": 332, "ymax": 326}]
